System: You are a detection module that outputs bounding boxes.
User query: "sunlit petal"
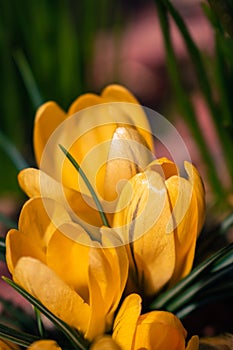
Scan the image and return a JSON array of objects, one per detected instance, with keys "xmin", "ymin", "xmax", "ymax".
[
  {"xmin": 47, "ymin": 223, "xmax": 92, "ymax": 302},
  {"xmin": 134, "ymin": 311, "xmax": 187, "ymax": 350},
  {"xmin": 114, "ymin": 170, "xmax": 175, "ymax": 296},
  {"xmin": 13, "ymin": 257, "xmax": 90, "ymax": 334},
  {"xmin": 34, "ymin": 102, "xmax": 66, "ymax": 165},
  {"xmin": 18, "ymin": 168, "xmax": 103, "ymax": 227},
  {"xmin": 113, "ymin": 294, "xmax": 141, "ymax": 350},
  {"xmin": 90, "ymin": 336, "xmax": 121, "ymax": 350},
  {"xmin": 166, "ymin": 162, "xmax": 205, "ymax": 286},
  {"xmin": 184, "ymin": 161, "xmax": 205, "ymax": 234},
  {"xmin": 147, "ymin": 157, "xmax": 179, "ymax": 179}
]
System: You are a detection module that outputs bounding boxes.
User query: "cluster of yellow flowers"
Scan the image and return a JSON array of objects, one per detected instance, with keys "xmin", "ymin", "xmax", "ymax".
[{"xmin": 3, "ymin": 85, "xmax": 205, "ymax": 349}]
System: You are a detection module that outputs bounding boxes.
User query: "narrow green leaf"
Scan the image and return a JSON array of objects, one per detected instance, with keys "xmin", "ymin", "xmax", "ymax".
[
  {"xmin": 13, "ymin": 50, "xmax": 44, "ymax": 109},
  {"xmin": 59, "ymin": 144, "xmax": 110, "ymax": 227},
  {"xmin": 0, "ymin": 323, "xmax": 40, "ymax": 347},
  {"xmin": 220, "ymin": 212, "xmax": 233, "ymax": 234},
  {"xmin": 164, "ymin": 262, "xmax": 233, "ymax": 312},
  {"xmin": 0, "ymin": 130, "xmax": 28, "ymax": 170},
  {"xmin": 176, "ymin": 287, "xmax": 233, "ymax": 319},
  {"xmin": 155, "ymin": 0, "xmax": 225, "ymax": 199},
  {"xmin": 160, "ymin": 0, "xmax": 233, "ymax": 185},
  {"xmin": 150, "ymin": 243, "xmax": 233, "ymax": 309},
  {"xmin": 3, "ymin": 277, "xmax": 89, "ymax": 350},
  {"xmin": 34, "ymin": 308, "xmax": 45, "ymax": 338},
  {"xmin": 0, "ymin": 237, "xmax": 6, "ymax": 261}
]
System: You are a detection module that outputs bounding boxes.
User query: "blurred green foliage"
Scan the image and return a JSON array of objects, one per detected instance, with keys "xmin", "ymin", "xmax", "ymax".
[
  {"xmin": 0, "ymin": 0, "xmax": 124, "ymax": 194},
  {"xmin": 1, "ymin": 0, "xmax": 233, "ymax": 209},
  {"xmin": 156, "ymin": 0, "xmax": 233, "ymax": 208}
]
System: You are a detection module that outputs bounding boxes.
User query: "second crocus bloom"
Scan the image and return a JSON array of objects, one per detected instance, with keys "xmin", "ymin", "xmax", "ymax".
[{"xmin": 113, "ymin": 157, "xmax": 205, "ymax": 297}]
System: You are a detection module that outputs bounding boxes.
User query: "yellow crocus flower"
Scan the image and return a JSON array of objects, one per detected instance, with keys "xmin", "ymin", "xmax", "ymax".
[
  {"xmin": 113, "ymin": 158, "xmax": 205, "ymax": 297},
  {"xmin": 18, "ymin": 84, "xmax": 154, "ymax": 228},
  {"xmin": 6, "ymin": 197, "xmax": 128, "ymax": 341},
  {"xmin": 90, "ymin": 294, "xmax": 199, "ymax": 350}
]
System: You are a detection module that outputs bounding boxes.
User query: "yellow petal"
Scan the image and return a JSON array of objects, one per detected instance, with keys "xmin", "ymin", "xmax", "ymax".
[
  {"xmin": 184, "ymin": 161, "xmax": 205, "ymax": 234},
  {"xmin": 86, "ymin": 245, "xmax": 121, "ymax": 340},
  {"xmin": 90, "ymin": 336, "xmax": 121, "ymax": 350},
  {"xmin": 28, "ymin": 340, "xmax": 62, "ymax": 350},
  {"xmin": 114, "ymin": 170, "xmax": 175, "ymax": 296},
  {"xmin": 102, "ymin": 84, "xmax": 139, "ymax": 103},
  {"xmin": 47, "ymin": 223, "xmax": 92, "ymax": 301},
  {"xmin": 100, "ymin": 228, "xmax": 129, "ymax": 325},
  {"xmin": 13, "ymin": 257, "xmax": 90, "ymax": 333},
  {"xmin": 166, "ymin": 175, "xmax": 197, "ymax": 285},
  {"xmin": 166, "ymin": 163, "xmax": 205, "ymax": 286},
  {"xmin": 103, "ymin": 85, "xmax": 154, "ymax": 151},
  {"xmin": 18, "ymin": 168, "xmax": 104, "ymax": 227},
  {"xmin": 104, "ymin": 126, "xmax": 153, "ymax": 202},
  {"xmin": 186, "ymin": 336, "xmax": 199, "ymax": 350},
  {"xmin": 68, "ymin": 93, "xmax": 102, "ymax": 115},
  {"xmin": 34, "ymin": 102, "xmax": 66, "ymax": 165},
  {"xmin": 113, "ymin": 294, "xmax": 141, "ymax": 350},
  {"xmin": 6, "ymin": 229, "xmax": 46, "ymax": 274},
  {"xmin": 146, "ymin": 157, "xmax": 179, "ymax": 179},
  {"xmin": 6, "ymin": 197, "xmax": 68, "ymax": 273},
  {"xmin": 85, "ymin": 249, "xmax": 109, "ymax": 340},
  {"xmin": 134, "ymin": 311, "xmax": 187, "ymax": 350}
]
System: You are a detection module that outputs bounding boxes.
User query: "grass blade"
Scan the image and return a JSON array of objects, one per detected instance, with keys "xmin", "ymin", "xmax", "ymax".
[
  {"xmin": 0, "ymin": 130, "xmax": 28, "ymax": 170},
  {"xmin": 3, "ymin": 278, "xmax": 89, "ymax": 350},
  {"xmin": 13, "ymin": 50, "xmax": 43, "ymax": 109},
  {"xmin": 155, "ymin": 0, "xmax": 225, "ymax": 199},
  {"xmin": 0, "ymin": 323, "xmax": 40, "ymax": 348},
  {"xmin": 59, "ymin": 144, "xmax": 109, "ymax": 227},
  {"xmin": 150, "ymin": 243, "xmax": 233, "ymax": 309}
]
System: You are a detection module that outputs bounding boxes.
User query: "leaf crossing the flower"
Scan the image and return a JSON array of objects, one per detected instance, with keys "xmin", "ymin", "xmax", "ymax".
[
  {"xmin": 59, "ymin": 144, "xmax": 110, "ymax": 227},
  {"xmin": 3, "ymin": 277, "xmax": 89, "ymax": 350}
]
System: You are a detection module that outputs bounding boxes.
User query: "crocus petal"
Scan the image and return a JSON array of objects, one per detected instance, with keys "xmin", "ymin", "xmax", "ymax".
[
  {"xmin": 184, "ymin": 161, "xmax": 205, "ymax": 234},
  {"xmin": 186, "ymin": 336, "xmax": 199, "ymax": 350},
  {"xmin": 34, "ymin": 102, "xmax": 66, "ymax": 165},
  {"xmin": 18, "ymin": 168, "xmax": 104, "ymax": 227},
  {"xmin": 147, "ymin": 157, "xmax": 179, "ymax": 179},
  {"xmin": 166, "ymin": 163, "xmax": 205, "ymax": 286},
  {"xmin": 68, "ymin": 93, "xmax": 102, "ymax": 115},
  {"xmin": 166, "ymin": 175, "xmax": 198, "ymax": 285},
  {"xmin": 113, "ymin": 294, "xmax": 141, "ymax": 350},
  {"xmin": 102, "ymin": 85, "xmax": 154, "ymax": 150},
  {"xmin": 13, "ymin": 257, "xmax": 90, "ymax": 334},
  {"xmin": 6, "ymin": 229, "xmax": 46, "ymax": 274},
  {"xmin": 84, "ymin": 234, "xmax": 128, "ymax": 340},
  {"xmin": 90, "ymin": 336, "xmax": 121, "ymax": 350},
  {"xmin": 100, "ymin": 228, "xmax": 129, "ymax": 324},
  {"xmin": 28, "ymin": 340, "xmax": 62, "ymax": 350},
  {"xmin": 47, "ymin": 223, "xmax": 92, "ymax": 301},
  {"xmin": 114, "ymin": 170, "xmax": 175, "ymax": 296},
  {"xmin": 6, "ymin": 197, "xmax": 69, "ymax": 273},
  {"xmin": 18, "ymin": 197, "xmax": 71, "ymax": 247},
  {"xmin": 104, "ymin": 126, "xmax": 153, "ymax": 202},
  {"xmin": 134, "ymin": 311, "xmax": 187, "ymax": 350},
  {"xmin": 102, "ymin": 84, "xmax": 139, "ymax": 103}
]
